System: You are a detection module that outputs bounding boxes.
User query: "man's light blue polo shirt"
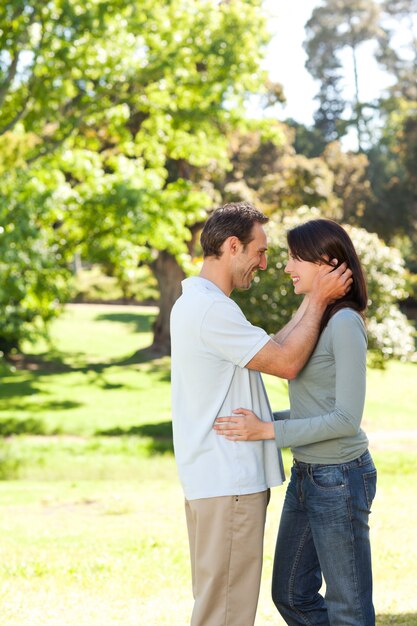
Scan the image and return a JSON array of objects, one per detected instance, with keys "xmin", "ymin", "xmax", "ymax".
[{"xmin": 170, "ymin": 276, "xmax": 285, "ymax": 500}]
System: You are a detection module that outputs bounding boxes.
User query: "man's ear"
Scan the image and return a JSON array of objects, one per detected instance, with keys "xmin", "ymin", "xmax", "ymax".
[{"xmin": 227, "ymin": 236, "xmax": 241, "ymax": 256}]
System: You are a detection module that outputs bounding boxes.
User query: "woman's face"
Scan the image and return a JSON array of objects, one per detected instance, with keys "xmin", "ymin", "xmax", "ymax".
[{"xmin": 285, "ymin": 252, "xmax": 322, "ymax": 295}]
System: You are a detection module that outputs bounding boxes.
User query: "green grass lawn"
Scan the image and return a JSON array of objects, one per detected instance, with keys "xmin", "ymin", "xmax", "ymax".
[
  {"xmin": 0, "ymin": 304, "xmax": 171, "ymax": 437},
  {"xmin": 0, "ymin": 304, "xmax": 416, "ymax": 625},
  {"xmin": 0, "ymin": 452, "xmax": 416, "ymax": 626}
]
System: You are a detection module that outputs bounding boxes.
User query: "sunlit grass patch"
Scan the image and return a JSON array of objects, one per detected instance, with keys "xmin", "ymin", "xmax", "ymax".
[{"xmin": 0, "ymin": 304, "xmax": 416, "ymax": 624}]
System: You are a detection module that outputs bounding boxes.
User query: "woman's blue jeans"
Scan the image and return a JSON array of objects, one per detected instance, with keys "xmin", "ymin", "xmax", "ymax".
[{"xmin": 272, "ymin": 450, "xmax": 377, "ymax": 626}]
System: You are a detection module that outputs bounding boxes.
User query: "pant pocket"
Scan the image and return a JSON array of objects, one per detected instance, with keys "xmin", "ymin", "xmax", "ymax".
[
  {"xmin": 309, "ymin": 464, "xmax": 346, "ymax": 490},
  {"xmin": 362, "ymin": 469, "xmax": 377, "ymax": 509}
]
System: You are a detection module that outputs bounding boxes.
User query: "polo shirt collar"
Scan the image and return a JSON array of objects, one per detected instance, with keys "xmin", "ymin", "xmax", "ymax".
[{"xmin": 182, "ymin": 276, "xmax": 226, "ymax": 297}]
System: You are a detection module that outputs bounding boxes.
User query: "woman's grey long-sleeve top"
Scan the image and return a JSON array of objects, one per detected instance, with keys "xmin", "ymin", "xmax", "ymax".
[{"xmin": 273, "ymin": 308, "xmax": 369, "ymax": 463}]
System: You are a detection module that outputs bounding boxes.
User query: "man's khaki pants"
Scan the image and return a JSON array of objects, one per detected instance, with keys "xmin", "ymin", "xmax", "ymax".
[{"xmin": 185, "ymin": 490, "xmax": 270, "ymax": 626}]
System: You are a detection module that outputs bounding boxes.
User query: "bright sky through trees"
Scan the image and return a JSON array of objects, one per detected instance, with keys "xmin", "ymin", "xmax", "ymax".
[{"xmin": 263, "ymin": 0, "xmax": 394, "ymax": 125}]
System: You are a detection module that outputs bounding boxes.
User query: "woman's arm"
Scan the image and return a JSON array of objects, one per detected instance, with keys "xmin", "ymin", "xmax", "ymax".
[
  {"xmin": 272, "ymin": 296, "xmax": 309, "ymax": 345},
  {"xmin": 213, "ymin": 408, "xmax": 290, "ymax": 440},
  {"xmin": 214, "ymin": 311, "xmax": 367, "ymax": 446}
]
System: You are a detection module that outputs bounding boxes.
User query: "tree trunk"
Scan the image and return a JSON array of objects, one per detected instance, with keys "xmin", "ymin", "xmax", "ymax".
[{"xmin": 150, "ymin": 250, "xmax": 186, "ymax": 355}]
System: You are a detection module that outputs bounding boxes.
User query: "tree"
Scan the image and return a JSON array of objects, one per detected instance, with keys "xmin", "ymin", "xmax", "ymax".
[
  {"xmin": 0, "ymin": 150, "xmax": 72, "ymax": 353},
  {"xmin": 304, "ymin": 0, "xmax": 382, "ymax": 149},
  {"xmin": 284, "ymin": 119, "xmax": 328, "ymax": 158},
  {"xmin": 322, "ymin": 141, "xmax": 373, "ymax": 223},
  {"xmin": 221, "ymin": 129, "xmax": 339, "ymax": 216},
  {"xmin": 364, "ymin": 99, "xmax": 417, "ymax": 253},
  {"xmin": 377, "ymin": 0, "xmax": 417, "ymax": 101},
  {"xmin": 0, "ymin": 0, "xmax": 145, "ymax": 353},
  {"xmin": 0, "ymin": 0, "xmax": 273, "ymax": 355},
  {"xmin": 0, "ymin": 0, "xmax": 135, "ymax": 146},
  {"xmin": 363, "ymin": 2, "xmax": 417, "ymax": 266}
]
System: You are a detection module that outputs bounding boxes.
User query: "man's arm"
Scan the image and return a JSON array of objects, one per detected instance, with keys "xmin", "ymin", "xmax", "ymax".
[
  {"xmin": 246, "ymin": 261, "xmax": 352, "ymax": 379},
  {"xmin": 245, "ymin": 298, "xmax": 323, "ymax": 380}
]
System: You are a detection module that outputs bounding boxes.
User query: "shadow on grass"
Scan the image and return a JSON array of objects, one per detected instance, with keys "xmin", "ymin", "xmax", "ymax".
[
  {"xmin": 8, "ymin": 345, "xmax": 169, "ymax": 378},
  {"xmin": 7, "ymin": 352, "xmax": 76, "ymax": 373},
  {"xmin": 96, "ymin": 420, "xmax": 173, "ymax": 454},
  {"xmin": 6, "ymin": 307, "xmax": 162, "ymax": 376},
  {"xmin": 1, "ymin": 349, "xmax": 169, "ymax": 419},
  {"xmin": 3, "ymin": 399, "xmax": 81, "ymax": 413},
  {"xmin": 0, "ymin": 376, "xmax": 82, "ymax": 414},
  {"xmin": 0, "ymin": 378, "xmax": 40, "ymax": 399},
  {"xmin": 377, "ymin": 613, "xmax": 417, "ymax": 625},
  {"xmin": 2, "ymin": 309, "xmax": 169, "ymax": 416},
  {"xmin": 94, "ymin": 311, "xmax": 156, "ymax": 333},
  {"xmin": 117, "ymin": 347, "xmax": 171, "ymax": 382},
  {"xmin": 0, "ymin": 417, "xmax": 60, "ymax": 436}
]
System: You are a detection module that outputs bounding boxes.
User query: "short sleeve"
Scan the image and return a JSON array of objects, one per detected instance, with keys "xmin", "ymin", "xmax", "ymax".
[{"xmin": 201, "ymin": 299, "xmax": 270, "ymax": 368}]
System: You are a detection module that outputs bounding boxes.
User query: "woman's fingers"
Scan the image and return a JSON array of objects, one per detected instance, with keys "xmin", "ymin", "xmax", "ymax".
[
  {"xmin": 214, "ymin": 417, "xmax": 241, "ymax": 427},
  {"xmin": 217, "ymin": 429, "xmax": 246, "ymax": 440},
  {"xmin": 213, "ymin": 409, "xmax": 261, "ymax": 442},
  {"xmin": 213, "ymin": 416, "xmax": 246, "ymax": 438}
]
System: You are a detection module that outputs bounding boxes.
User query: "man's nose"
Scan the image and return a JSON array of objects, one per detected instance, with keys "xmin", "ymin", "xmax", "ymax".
[{"xmin": 259, "ymin": 254, "xmax": 267, "ymax": 270}]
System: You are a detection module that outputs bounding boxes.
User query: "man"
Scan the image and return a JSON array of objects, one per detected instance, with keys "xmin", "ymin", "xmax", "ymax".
[{"xmin": 170, "ymin": 202, "xmax": 352, "ymax": 626}]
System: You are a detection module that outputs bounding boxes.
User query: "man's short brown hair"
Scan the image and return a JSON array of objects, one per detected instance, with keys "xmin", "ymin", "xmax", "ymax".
[{"xmin": 200, "ymin": 202, "xmax": 268, "ymax": 258}]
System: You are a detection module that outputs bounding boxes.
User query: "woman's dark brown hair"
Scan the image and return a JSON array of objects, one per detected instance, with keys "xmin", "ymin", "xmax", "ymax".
[{"xmin": 287, "ymin": 219, "xmax": 368, "ymax": 332}]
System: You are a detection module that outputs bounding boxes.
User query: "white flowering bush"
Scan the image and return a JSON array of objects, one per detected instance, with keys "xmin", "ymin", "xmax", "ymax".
[{"xmin": 233, "ymin": 207, "xmax": 416, "ymax": 367}]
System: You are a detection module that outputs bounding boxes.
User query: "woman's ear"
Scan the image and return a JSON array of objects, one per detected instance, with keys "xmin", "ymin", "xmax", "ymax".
[{"xmin": 318, "ymin": 254, "xmax": 332, "ymax": 266}]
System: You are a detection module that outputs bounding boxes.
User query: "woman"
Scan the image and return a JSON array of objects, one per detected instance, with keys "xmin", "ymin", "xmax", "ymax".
[{"xmin": 214, "ymin": 218, "xmax": 377, "ymax": 626}]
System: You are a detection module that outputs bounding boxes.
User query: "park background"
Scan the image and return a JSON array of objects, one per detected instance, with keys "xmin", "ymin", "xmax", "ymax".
[{"xmin": 0, "ymin": 1, "xmax": 416, "ymax": 624}]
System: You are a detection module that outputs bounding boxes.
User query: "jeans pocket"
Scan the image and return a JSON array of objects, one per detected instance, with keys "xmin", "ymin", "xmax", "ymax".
[
  {"xmin": 309, "ymin": 465, "xmax": 345, "ymax": 490},
  {"xmin": 362, "ymin": 469, "xmax": 377, "ymax": 509}
]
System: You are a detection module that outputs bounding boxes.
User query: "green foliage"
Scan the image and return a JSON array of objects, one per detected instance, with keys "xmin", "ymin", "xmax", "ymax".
[
  {"xmin": 61, "ymin": 0, "xmax": 271, "ymax": 271},
  {"xmin": 0, "ymin": 0, "xmax": 136, "ymax": 141},
  {"xmin": 223, "ymin": 129, "xmax": 339, "ymax": 216},
  {"xmin": 0, "ymin": 164, "xmax": 72, "ymax": 353},
  {"xmin": 2, "ymin": 0, "xmax": 270, "ymax": 257},
  {"xmin": 285, "ymin": 118, "xmax": 328, "ymax": 158},
  {"xmin": 0, "ymin": 0, "xmax": 273, "ymax": 353},
  {"xmin": 1, "ymin": 0, "xmax": 416, "ymax": 357},
  {"xmin": 72, "ymin": 265, "xmax": 159, "ymax": 303},
  {"xmin": 233, "ymin": 207, "xmax": 416, "ymax": 366},
  {"xmin": 364, "ymin": 100, "xmax": 417, "ymax": 254},
  {"xmin": 322, "ymin": 141, "xmax": 373, "ymax": 223},
  {"xmin": 346, "ymin": 225, "xmax": 415, "ymax": 364}
]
